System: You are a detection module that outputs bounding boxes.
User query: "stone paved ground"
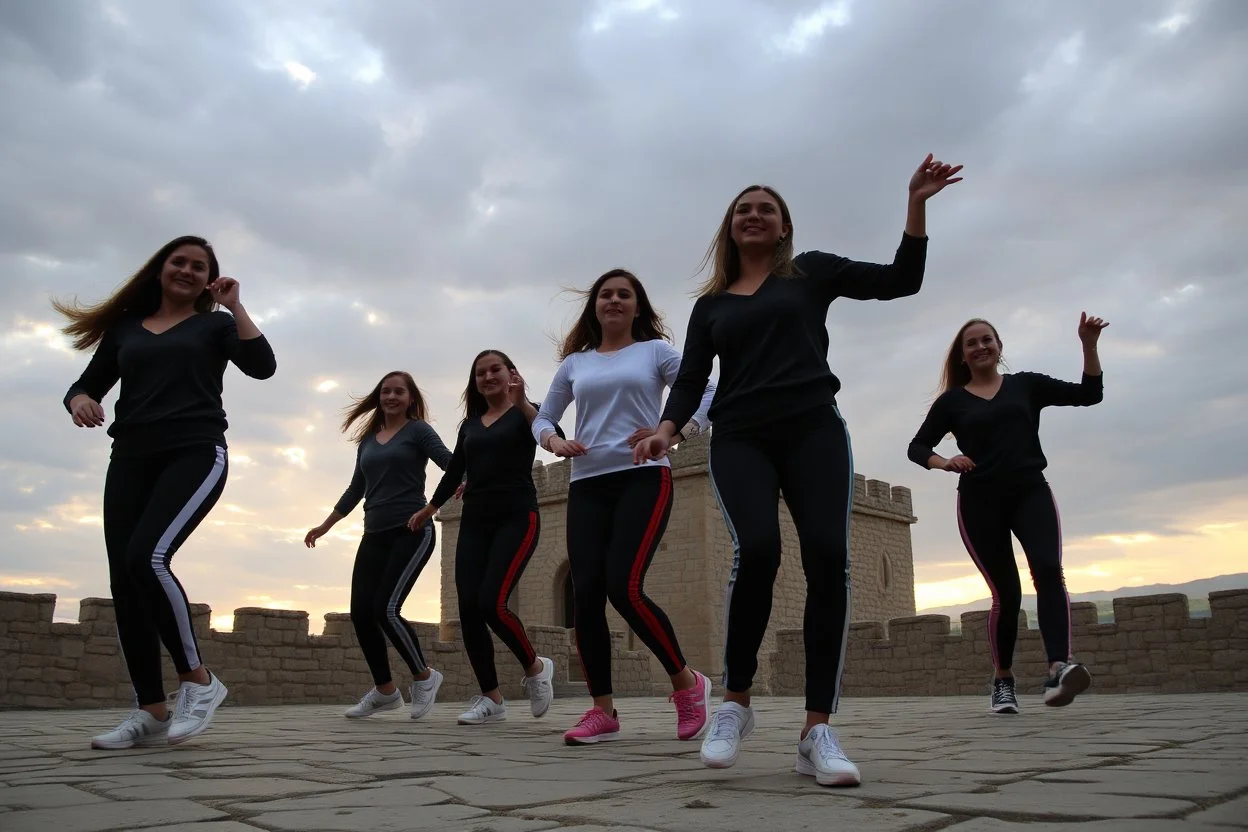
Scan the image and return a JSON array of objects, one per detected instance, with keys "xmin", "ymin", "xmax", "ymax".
[{"xmin": 1, "ymin": 694, "xmax": 1246, "ymax": 831}]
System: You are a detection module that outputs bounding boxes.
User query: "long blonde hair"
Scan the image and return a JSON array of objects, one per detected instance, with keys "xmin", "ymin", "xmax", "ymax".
[{"xmin": 695, "ymin": 185, "xmax": 799, "ymax": 297}]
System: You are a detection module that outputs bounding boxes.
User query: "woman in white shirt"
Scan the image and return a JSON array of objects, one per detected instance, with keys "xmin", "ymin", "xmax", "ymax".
[{"xmin": 533, "ymin": 269, "xmax": 715, "ymax": 746}]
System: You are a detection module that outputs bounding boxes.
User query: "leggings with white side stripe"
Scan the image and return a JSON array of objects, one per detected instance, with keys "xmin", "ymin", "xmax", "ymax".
[
  {"xmin": 350, "ymin": 522, "xmax": 436, "ymax": 686},
  {"xmin": 708, "ymin": 404, "xmax": 854, "ymax": 715},
  {"xmin": 104, "ymin": 444, "xmax": 228, "ymax": 706}
]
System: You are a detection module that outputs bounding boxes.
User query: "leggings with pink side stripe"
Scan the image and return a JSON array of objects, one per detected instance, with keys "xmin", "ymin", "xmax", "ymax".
[{"xmin": 956, "ymin": 480, "xmax": 1072, "ymax": 670}]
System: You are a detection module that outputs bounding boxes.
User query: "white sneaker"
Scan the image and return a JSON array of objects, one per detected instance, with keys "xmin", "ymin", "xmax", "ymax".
[
  {"xmin": 522, "ymin": 656, "xmax": 555, "ymax": 718},
  {"xmin": 345, "ymin": 686, "xmax": 403, "ymax": 719},
  {"xmin": 796, "ymin": 724, "xmax": 862, "ymax": 786},
  {"xmin": 699, "ymin": 701, "xmax": 755, "ymax": 769},
  {"xmin": 457, "ymin": 694, "xmax": 507, "ymax": 725},
  {"xmin": 410, "ymin": 669, "xmax": 443, "ymax": 720},
  {"xmin": 168, "ymin": 671, "xmax": 228, "ymax": 745},
  {"xmin": 91, "ymin": 709, "xmax": 170, "ymax": 750}
]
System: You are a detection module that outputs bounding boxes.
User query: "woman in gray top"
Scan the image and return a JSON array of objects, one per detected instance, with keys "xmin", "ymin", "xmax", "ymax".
[{"xmin": 305, "ymin": 371, "xmax": 453, "ymax": 721}]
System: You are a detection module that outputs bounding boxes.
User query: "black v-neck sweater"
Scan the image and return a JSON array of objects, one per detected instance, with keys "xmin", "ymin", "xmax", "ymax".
[
  {"xmin": 907, "ymin": 371, "xmax": 1104, "ymax": 488},
  {"xmin": 63, "ymin": 312, "xmax": 277, "ymax": 458},
  {"xmin": 429, "ymin": 407, "xmax": 541, "ymax": 512}
]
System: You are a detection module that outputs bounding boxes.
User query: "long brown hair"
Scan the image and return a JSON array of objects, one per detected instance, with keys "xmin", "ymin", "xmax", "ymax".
[
  {"xmin": 939, "ymin": 318, "xmax": 1003, "ymax": 392},
  {"xmin": 696, "ymin": 185, "xmax": 799, "ymax": 297},
  {"xmin": 341, "ymin": 371, "xmax": 430, "ymax": 444},
  {"xmin": 557, "ymin": 269, "xmax": 671, "ymax": 360},
  {"xmin": 52, "ymin": 236, "xmax": 219, "ymax": 351}
]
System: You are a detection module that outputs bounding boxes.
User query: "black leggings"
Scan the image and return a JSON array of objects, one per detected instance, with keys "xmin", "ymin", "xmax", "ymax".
[
  {"xmin": 350, "ymin": 522, "xmax": 436, "ymax": 686},
  {"xmin": 956, "ymin": 481, "xmax": 1071, "ymax": 670},
  {"xmin": 455, "ymin": 507, "xmax": 540, "ymax": 693},
  {"xmin": 709, "ymin": 405, "xmax": 853, "ymax": 715},
  {"xmin": 567, "ymin": 466, "xmax": 686, "ymax": 698},
  {"xmin": 104, "ymin": 445, "xmax": 227, "ymax": 706}
]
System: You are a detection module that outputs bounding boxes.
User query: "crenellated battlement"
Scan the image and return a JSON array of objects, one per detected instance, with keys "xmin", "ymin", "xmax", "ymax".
[{"xmin": 769, "ymin": 589, "xmax": 1248, "ymax": 696}]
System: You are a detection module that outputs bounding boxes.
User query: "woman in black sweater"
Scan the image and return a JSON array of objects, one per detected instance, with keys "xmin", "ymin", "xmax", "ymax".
[
  {"xmin": 635, "ymin": 155, "xmax": 963, "ymax": 786},
  {"xmin": 907, "ymin": 313, "xmax": 1107, "ymax": 714},
  {"xmin": 57, "ymin": 235, "xmax": 276, "ymax": 750},
  {"xmin": 305, "ymin": 371, "xmax": 453, "ymax": 721},
  {"xmin": 408, "ymin": 350, "xmax": 559, "ymax": 727}
]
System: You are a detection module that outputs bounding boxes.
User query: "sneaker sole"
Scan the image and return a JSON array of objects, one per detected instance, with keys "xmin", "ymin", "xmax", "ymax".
[
  {"xmin": 168, "ymin": 682, "xmax": 229, "ymax": 746},
  {"xmin": 91, "ymin": 733, "xmax": 169, "ymax": 750},
  {"xmin": 1044, "ymin": 665, "xmax": 1092, "ymax": 707},
  {"xmin": 564, "ymin": 731, "xmax": 620, "ymax": 745},
  {"xmin": 345, "ymin": 698, "xmax": 404, "ymax": 719},
  {"xmin": 458, "ymin": 713, "xmax": 507, "ymax": 725},
  {"xmin": 677, "ymin": 671, "xmax": 713, "ymax": 741},
  {"xmin": 795, "ymin": 754, "xmax": 862, "ymax": 786},
  {"xmin": 411, "ymin": 674, "xmax": 443, "ymax": 720},
  {"xmin": 991, "ymin": 704, "xmax": 1019, "ymax": 714}
]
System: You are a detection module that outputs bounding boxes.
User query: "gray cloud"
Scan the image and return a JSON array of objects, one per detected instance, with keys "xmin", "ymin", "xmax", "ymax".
[{"xmin": 2, "ymin": 0, "xmax": 1246, "ymax": 622}]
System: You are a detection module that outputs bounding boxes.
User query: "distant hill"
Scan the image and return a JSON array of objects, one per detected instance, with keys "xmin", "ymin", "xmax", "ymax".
[{"xmin": 918, "ymin": 573, "xmax": 1248, "ymax": 626}]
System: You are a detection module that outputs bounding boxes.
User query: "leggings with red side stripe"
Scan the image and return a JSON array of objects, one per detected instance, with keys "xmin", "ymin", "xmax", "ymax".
[
  {"xmin": 568, "ymin": 466, "xmax": 687, "ymax": 697},
  {"xmin": 956, "ymin": 479, "xmax": 1072, "ymax": 670},
  {"xmin": 455, "ymin": 506, "xmax": 540, "ymax": 693}
]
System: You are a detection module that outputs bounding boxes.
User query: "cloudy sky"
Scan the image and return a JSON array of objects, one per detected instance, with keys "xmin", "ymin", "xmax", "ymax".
[{"xmin": 2, "ymin": 0, "xmax": 1245, "ymax": 634}]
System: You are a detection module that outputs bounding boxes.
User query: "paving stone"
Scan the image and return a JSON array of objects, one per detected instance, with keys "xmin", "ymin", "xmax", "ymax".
[
  {"xmin": 0, "ymin": 784, "xmax": 107, "ymax": 809},
  {"xmin": 142, "ymin": 825, "xmax": 269, "ymax": 832},
  {"xmin": 943, "ymin": 821, "xmax": 1233, "ymax": 831},
  {"xmin": 1033, "ymin": 767, "xmax": 1246, "ymax": 799},
  {"xmin": 901, "ymin": 780, "xmax": 1197, "ymax": 819},
  {"xmin": 103, "ymin": 776, "xmax": 356, "ymax": 800},
  {"xmin": 0, "ymin": 798, "xmax": 224, "ymax": 832},
  {"xmin": 247, "ymin": 804, "xmax": 557, "ymax": 831},
  {"xmin": 421, "ymin": 774, "xmax": 634, "ymax": 808},
  {"xmin": 228, "ymin": 782, "xmax": 450, "ymax": 811},
  {"xmin": 1184, "ymin": 795, "xmax": 1248, "ymax": 828}
]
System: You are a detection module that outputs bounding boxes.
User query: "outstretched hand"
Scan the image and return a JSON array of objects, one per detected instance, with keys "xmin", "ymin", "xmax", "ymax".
[
  {"xmin": 1078, "ymin": 312, "xmax": 1108, "ymax": 347},
  {"xmin": 908, "ymin": 153, "xmax": 963, "ymax": 202}
]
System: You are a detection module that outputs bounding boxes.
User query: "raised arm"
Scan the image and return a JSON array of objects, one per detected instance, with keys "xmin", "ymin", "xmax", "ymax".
[
  {"xmin": 213, "ymin": 279, "xmax": 276, "ymax": 380},
  {"xmin": 806, "ymin": 154, "xmax": 963, "ymax": 302},
  {"xmin": 1027, "ymin": 312, "xmax": 1108, "ymax": 408}
]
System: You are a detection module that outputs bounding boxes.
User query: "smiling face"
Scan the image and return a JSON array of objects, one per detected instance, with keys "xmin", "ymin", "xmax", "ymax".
[
  {"xmin": 961, "ymin": 321, "xmax": 1003, "ymax": 373},
  {"xmin": 595, "ymin": 275, "xmax": 639, "ymax": 334},
  {"xmin": 159, "ymin": 244, "xmax": 212, "ymax": 305},
  {"xmin": 474, "ymin": 352, "xmax": 511, "ymax": 399},
  {"xmin": 730, "ymin": 188, "xmax": 790, "ymax": 251},
  {"xmin": 378, "ymin": 374, "xmax": 412, "ymax": 417}
]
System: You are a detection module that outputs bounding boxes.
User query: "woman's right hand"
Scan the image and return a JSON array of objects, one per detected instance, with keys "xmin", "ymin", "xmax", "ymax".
[
  {"xmin": 304, "ymin": 525, "xmax": 328, "ymax": 548},
  {"xmin": 942, "ymin": 455, "xmax": 975, "ymax": 473},
  {"xmin": 69, "ymin": 394, "xmax": 105, "ymax": 428},
  {"xmin": 548, "ymin": 437, "xmax": 588, "ymax": 458},
  {"xmin": 632, "ymin": 433, "xmax": 670, "ymax": 464},
  {"xmin": 407, "ymin": 505, "xmax": 435, "ymax": 532}
]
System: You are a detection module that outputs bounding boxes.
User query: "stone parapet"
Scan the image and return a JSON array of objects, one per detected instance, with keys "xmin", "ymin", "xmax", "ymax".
[
  {"xmin": 0, "ymin": 592, "xmax": 652, "ymax": 710},
  {"xmin": 768, "ymin": 590, "xmax": 1248, "ymax": 696}
]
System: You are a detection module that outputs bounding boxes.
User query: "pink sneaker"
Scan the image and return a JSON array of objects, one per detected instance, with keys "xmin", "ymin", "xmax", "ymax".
[
  {"xmin": 563, "ymin": 707, "xmax": 621, "ymax": 745},
  {"xmin": 669, "ymin": 669, "xmax": 711, "ymax": 740}
]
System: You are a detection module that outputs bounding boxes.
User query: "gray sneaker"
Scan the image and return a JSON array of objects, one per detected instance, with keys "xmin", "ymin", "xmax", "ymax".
[
  {"xmin": 168, "ymin": 671, "xmax": 229, "ymax": 744},
  {"xmin": 91, "ymin": 709, "xmax": 171, "ymax": 750},
  {"xmin": 522, "ymin": 657, "xmax": 555, "ymax": 718},
  {"xmin": 410, "ymin": 669, "xmax": 443, "ymax": 720},
  {"xmin": 345, "ymin": 686, "xmax": 403, "ymax": 719},
  {"xmin": 457, "ymin": 695, "xmax": 507, "ymax": 725}
]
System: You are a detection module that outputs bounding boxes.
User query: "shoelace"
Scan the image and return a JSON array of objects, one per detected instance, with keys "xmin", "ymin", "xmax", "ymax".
[
  {"xmin": 172, "ymin": 687, "xmax": 194, "ymax": 722},
  {"xmin": 573, "ymin": 708, "xmax": 610, "ymax": 730},
  {"xmin": 466, "ymin": 695, "xmax": 493, "ymax": 716},
  {"xmin": 119, "ymin": 710, "xmax": 148, "ymax": 735},
  {"xmin": 812, "ymin": 729, "xmax": 850, "ymax": 764},
  {"xmin": 707, "ymin": 708, "xmax": 741, "ymax": 741},
  {"xmin": 668, "ymin": 687, "xmax": 698, "ymax": 722},
  {"xmin": 992, "ymin": 679, "xmax": 1014, "ymax": 700}
]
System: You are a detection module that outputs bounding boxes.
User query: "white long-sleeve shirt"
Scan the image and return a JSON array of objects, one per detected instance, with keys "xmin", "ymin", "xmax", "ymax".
[{"xmin": 532, "ymin": 340, "xmax": 715, "ymax": 483}]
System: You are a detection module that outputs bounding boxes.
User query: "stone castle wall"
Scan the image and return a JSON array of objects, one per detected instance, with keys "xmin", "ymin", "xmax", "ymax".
[
  {"xmin": 0, "ymin": 592, "xmax": 652, "ymax": 710},
  {"xmin": 435, "ymin": 432, "xmax": 918, "ymax": 692},
  {"xmin": 768, "ymin": 590, "xmax": 1248, "ymax": 697}
]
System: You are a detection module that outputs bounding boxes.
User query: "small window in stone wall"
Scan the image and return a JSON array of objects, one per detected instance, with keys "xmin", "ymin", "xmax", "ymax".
[{"xmin": 881, "ymin": 553, "xmax": 893, "ymax": 591}]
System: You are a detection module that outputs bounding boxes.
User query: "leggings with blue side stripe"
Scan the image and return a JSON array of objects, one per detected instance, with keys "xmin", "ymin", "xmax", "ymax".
[{"xmin": 708, "ymin": 404, "xmax": 854, "ymax": 715}]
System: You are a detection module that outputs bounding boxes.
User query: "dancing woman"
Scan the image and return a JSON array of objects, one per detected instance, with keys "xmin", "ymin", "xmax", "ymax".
[
  {"xmin": 907, "ymin": 313, "xmax": 1107, "ymax": 713},
  {"xmin": 532, "ymin": 269, "xmax": 715, "ymax": 745},
  {"xmin": 408, "ymin": 350, "xmax": 558, "ymax": 725},
  {"xmin": 635, "ymin": 155, "xmax": 963, "ymax": 785},
  {"xmin": 57, "ymin": 235, "xmax": 276, "ymax": 749},
  {"xmin": 305, "ymin": 371, "xmax": 453, "ymax": 720}
]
